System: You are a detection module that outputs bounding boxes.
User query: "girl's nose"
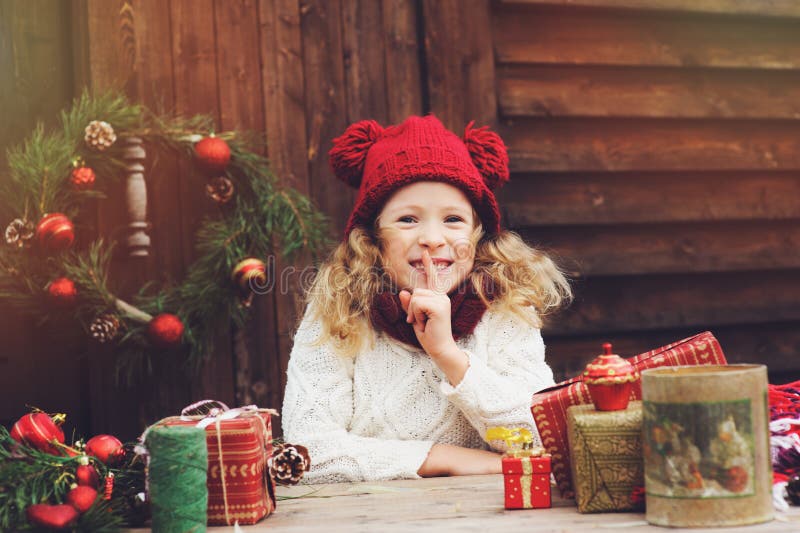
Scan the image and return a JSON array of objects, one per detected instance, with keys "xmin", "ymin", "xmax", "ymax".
[{"xmin": 417, "ymin": 225, "xmax": 445, "ymax": 249}]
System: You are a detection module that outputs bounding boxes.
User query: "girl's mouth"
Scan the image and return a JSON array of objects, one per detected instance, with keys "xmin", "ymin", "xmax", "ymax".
[{"xmin": 409, "ymin": 259, "xmax": 452, "ymax": 273}]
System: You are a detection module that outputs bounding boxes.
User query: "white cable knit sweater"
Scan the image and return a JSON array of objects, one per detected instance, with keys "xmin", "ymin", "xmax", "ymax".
[{"xmin": 281, "ymin": 304, "xmax": 556, "ymax": 483}]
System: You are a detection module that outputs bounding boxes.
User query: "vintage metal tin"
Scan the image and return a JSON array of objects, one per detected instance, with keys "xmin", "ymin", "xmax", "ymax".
[{"xmin": 641, "ymin": 365, "xmax": 772, "ymax": 527}]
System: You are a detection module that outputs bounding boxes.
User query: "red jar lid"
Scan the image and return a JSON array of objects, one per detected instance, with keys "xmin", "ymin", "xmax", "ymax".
[{"xmin": 582, "ymin": 343, "xmax": 639, "ymax": 385}]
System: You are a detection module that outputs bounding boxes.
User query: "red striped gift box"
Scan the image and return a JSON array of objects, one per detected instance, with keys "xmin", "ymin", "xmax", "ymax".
[
  {"xmin": 531, "ymin": 331, "xmax": 727, "ymax": 498},
  {"xmin": 160, "ymin": 405, "xmax": 277, "ymax": 525}
]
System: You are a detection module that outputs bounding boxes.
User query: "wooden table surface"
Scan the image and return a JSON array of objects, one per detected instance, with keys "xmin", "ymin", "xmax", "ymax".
[{"xmin": 173, "ymin": 475, "xmax": 800, "ymax": 532}]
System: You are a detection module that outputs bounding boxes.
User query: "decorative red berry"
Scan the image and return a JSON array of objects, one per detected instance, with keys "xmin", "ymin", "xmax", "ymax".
[
  {"xmin": 70, "ymin": 166, "xmax": 96, "ymax": 190},
  {"xmin": 47, "ymin": 277, "xmax": 78, "ymax": 307}
]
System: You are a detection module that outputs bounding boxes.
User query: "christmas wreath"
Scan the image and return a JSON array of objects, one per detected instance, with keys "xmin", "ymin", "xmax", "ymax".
[{"xmin": 0, "ymin": 91, "xmax": 328, "ymax": 379}]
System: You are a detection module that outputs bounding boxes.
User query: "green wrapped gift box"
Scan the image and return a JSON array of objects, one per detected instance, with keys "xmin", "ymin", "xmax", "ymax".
[{"xmin": 567, "ymin": 401, "xmax": 644, "ymax": 513}]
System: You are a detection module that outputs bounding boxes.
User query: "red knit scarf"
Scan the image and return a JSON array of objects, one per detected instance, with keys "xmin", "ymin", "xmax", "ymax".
[{"xmin": 369, "ymin": 280, "xmax": 490, "ymax": 350}]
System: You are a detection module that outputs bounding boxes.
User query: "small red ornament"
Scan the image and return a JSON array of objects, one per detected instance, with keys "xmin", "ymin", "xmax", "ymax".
[
  {"xmin": 36, "ymin": 213, "xmax": 75, "ymax": 252},
  {"xmin": 47, "ymin": 277, "xmax": 78, "ymax": 307},
  {"xmin": 10, "ymin": 412, "xmax": 65, "ymax": 455},
  {"xmin": 76, "ymin": 462, "xmax": 100, "ymax": 488},
  {"xmin": 583, "ymin": 343, "xmax": 639, "ymax": 411},
  {"xmin": 147, "ymin": 313, "xmax": 185, "ymax": 349},
  {"xmin": 70, "ymin": 166, "xmax": 96, "ymax": 190},
  {"xmin": 26, "ymin": 503, "xmax": 79, "ymax": 530},
  {"xmin": 66, "ymin": 485, "xmax": 98, "ymax": 513},
  {"xmin": 85, "ymin": 434, "xmax": 124, "ymax": 465},
  {"xmin": 104, "ymin": 472, "xmax": 115, "ymax": 500},
  {"xmin": 195, "ymin": 135, "xmax": 231, "ymax": 174}
]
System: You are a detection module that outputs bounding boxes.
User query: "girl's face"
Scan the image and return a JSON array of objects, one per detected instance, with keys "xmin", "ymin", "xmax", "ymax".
[{"xmin": 377, "ymin": 181, "xmax": 476, "ymax": 293}]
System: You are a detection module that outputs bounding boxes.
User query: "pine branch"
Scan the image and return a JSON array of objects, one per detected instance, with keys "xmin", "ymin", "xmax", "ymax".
[
  {"xmin": 0, "ymin": 427, "xmax": 145, "ymax": 531},
  {"xmin": 61, "ymin": 241, "xmax": 118, "ymax": 324}
]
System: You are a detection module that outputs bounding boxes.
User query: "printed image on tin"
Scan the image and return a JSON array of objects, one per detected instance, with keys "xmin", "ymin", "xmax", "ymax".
[{"xmin": 642, "ymin": 399, "xmax": 754, "ymax": 499}]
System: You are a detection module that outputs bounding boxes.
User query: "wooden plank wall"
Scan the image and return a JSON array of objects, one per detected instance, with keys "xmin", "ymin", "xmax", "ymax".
[
  {"xmin": 69, "ymin": 0, "xmax": 426, "ymax": 439},
  {"xmin": 492, "ymin": 0, "xmax": 800, "ymax": 381},
  {"xmin": 0, "ymin": 0, "xmax": 86, "ymax": 436},
  {"xmin": 4, "ymin": 0, "xmax": 800, "ymax": 439}
]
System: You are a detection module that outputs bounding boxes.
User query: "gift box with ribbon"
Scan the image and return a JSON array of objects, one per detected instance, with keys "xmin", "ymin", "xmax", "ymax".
[
  {"xmin": 156, "ymin": 400, "xmax": 277, "ymax": 526},
  {"xmin": 531, "ymin": 331, "xmax": 727, "ymax": 498},
  {"xmin": 487, "ymin": 427, "xmax": 552, "ymax": 510}
]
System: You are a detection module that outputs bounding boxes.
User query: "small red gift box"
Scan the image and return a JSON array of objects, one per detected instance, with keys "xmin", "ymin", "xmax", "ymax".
[
  {"xmin": 502, "ymin": 455, "xmax": 552, "ymax": 509},
  {"xmin": 158, "ymin": 402, "xmax": 277, "ymax": 525},
  {"xmin": 531, "ymin": 331, "xmax": 727, "ymax": 498}
]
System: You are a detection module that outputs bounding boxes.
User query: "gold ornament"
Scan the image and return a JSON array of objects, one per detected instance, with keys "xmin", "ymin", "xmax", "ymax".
[
  {"xmin": 5, "ymin": 218, "xmax": 34, "ymax": 248},
  {"xmin": 231, "ymin": 257, "xmax": 267, "ymax": 307},
  {"xmin": 84, "ymin": 120, "xmax": 117, "ymax": 151}
]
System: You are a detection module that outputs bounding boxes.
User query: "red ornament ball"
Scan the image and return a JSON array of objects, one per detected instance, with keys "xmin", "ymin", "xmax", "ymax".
[
  {"xmin": 85, "ymin": 434, "xmax": 124, "ymax": 465},
  {"xmin": 66, "ymin": 485, "xmax": 99, "ymax": 513},
  {"xmin": 47, "ymin": 277, "xmax": 78, "ymax": 307},
  {"xmin": 76, "ymin": 463, "xmax": 100, "ymax": 488},
  {"xmin": 195, "ymin": 136, "xmax": 231, "ymax": 174},
  {"xmin": 147, "ymin": 313, "xmax": 185, "ymax": 349},
  {"xmin": 10, "ymin": 413, "xmax": 65, "ymax": 455},
  {"xmin": 26, "ymin": 504, "xmax": 79, "ymax": 530},
  {"xmin": 70, "ymin": 166, "xmax": 96, "ymax": 190},
  {"xmin": 36, "ymin": 213, "xmax": 75, "ymax": 252}
]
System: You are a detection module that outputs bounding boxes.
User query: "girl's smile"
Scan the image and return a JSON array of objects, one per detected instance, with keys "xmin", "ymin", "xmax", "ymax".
[{"xmin": 378, "ymin": 182, "xmax": 476, "ymax": 293}]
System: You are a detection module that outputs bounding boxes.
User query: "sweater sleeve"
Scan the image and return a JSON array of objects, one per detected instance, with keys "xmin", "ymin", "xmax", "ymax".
[
  {"xmin": 438, "ymin": 307, "xmax": 555, "ymax": 450},
  {"xmin": 281, "ymin": 307, "xmax": 434, "ymax": 483}
]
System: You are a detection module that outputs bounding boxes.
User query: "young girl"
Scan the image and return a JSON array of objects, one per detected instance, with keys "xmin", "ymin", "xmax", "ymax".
[{"xmin": 282, "ymin": 115, "xmax": 571, "ymax": 483}]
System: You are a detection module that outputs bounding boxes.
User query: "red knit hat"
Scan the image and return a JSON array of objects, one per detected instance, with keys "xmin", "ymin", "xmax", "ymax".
[{"xmin": 329, "ymin": 115, "xmax": 509, "ymax": 236}]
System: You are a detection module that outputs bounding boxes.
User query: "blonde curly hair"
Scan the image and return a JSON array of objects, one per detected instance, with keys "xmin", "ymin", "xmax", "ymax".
[{"xmin": 303, "ymin": 222, "xmax": 572, "ymax": 358}]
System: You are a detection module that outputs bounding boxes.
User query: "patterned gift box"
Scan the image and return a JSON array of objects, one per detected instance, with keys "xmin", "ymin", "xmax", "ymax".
[
  {"xmin": 567, "ymin": 401, "xmax": 644, "ymax": 513},
  {"xmin": 502, "ymin": 454, "xmax": 552, "ymax": 509},
  {"xmin": 531, "ymin": 331, "xmax": 727, "ymax": 497},
  {"xmin": 159, "ymin": 405, "xmax": 277, "ymax": 525}
]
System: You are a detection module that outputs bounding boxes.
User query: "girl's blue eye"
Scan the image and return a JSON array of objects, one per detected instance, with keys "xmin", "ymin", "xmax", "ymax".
[
  {"xmin": 398, "ymin": 216, "xmax": 415, "ymax": 223},
  {"xmin": 445, "ymin": 216, "xmax": 464, "ymax": 223}
]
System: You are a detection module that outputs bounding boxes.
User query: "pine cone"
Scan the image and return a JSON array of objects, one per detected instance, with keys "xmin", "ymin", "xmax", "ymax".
[
  {"xmin": 206, "ymin": 177, "xmax": 234, "ymax": 204},
  {"xmin": 90, "ymin": 314, "xmax": 120, "ymax": 343},
  {"xmin": 269, "ymin": 443, "xmax": 310, "ymax": 486},
  {"xmin": 5, "ymin": 218, "xmax": 34, "ymax": 248},
  {"xmin": 84, "ymin": 120, "xmax": 117, "ymax": 151}
]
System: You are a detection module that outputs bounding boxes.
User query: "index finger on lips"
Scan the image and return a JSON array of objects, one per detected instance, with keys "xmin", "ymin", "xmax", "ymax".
[{"xmin": 422, "ymin": 249, "xmax": 441, "ymax": 293}]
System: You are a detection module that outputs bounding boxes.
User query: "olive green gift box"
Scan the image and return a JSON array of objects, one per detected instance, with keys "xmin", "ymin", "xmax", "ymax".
[{"xmin": 566, "ymin": 401, "xmax": 644, "ymax": 513}]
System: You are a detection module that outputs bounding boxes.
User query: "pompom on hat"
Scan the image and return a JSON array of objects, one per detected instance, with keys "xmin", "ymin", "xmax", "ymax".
[{"xmin": 329, "ymin": 115, "xmax": 509, "ymax": 236}]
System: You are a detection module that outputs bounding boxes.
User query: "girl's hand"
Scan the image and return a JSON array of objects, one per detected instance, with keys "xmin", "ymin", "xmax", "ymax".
[
  {"xmin": 398, "ymin": 249, "xmax": 460, "ymax": 360},
  {"xmin": 399, "ymin": 250, "xmax": 469, "ymax": 385}
]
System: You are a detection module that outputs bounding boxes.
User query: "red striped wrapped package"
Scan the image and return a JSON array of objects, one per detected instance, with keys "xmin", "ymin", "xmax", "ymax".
[
  {"xmin": 502, "ymin": 455, "xmax": 552, "ymax": 509},
  {"xmin": 160, "ymin": 404, "xmax": 277, "ymax": 525},
  {"xmin": 531, "ymin": 331, "xmax": 727, "ymax": 498}
]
